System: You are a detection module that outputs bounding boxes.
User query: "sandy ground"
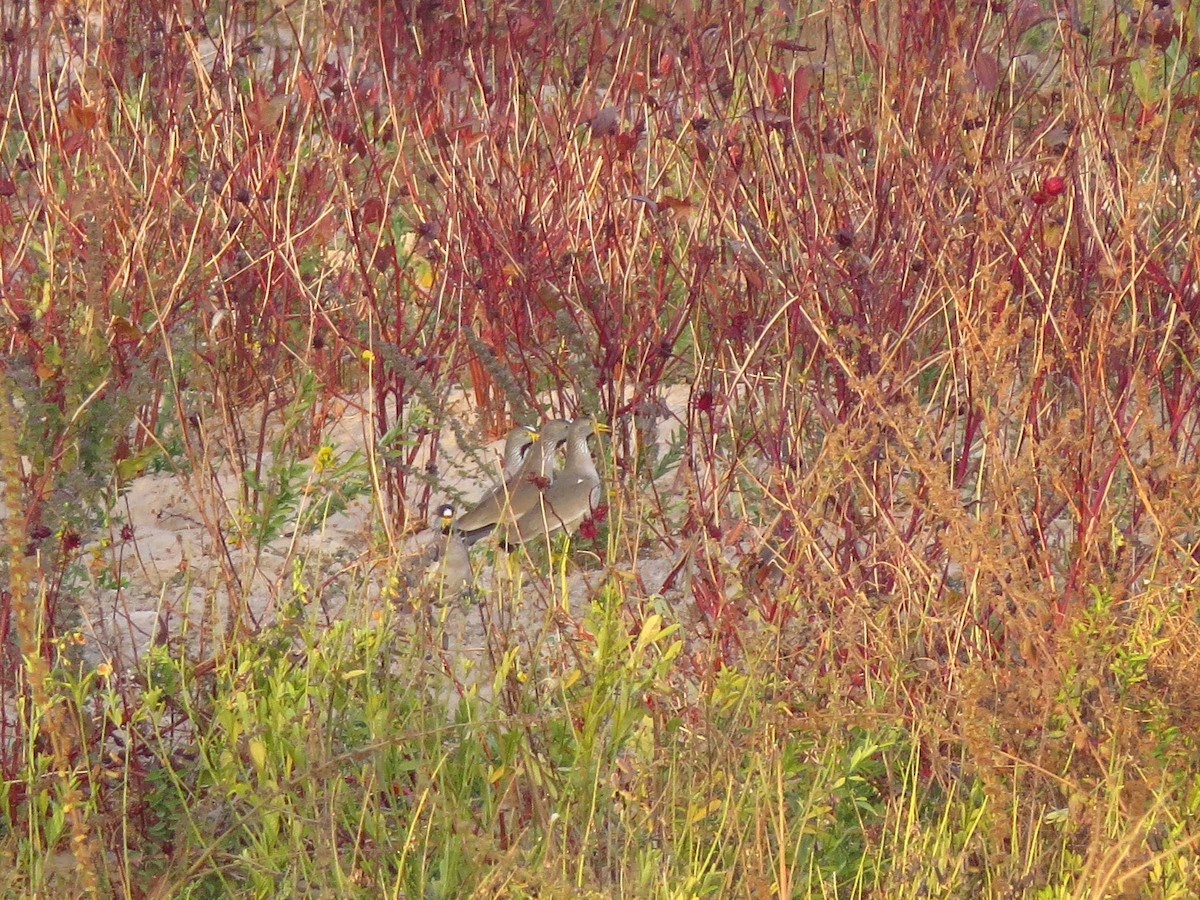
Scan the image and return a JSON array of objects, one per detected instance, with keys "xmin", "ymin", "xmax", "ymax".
[{"xmin": 73, "ymin": 387, "xmax": 697, "ymax": 695}]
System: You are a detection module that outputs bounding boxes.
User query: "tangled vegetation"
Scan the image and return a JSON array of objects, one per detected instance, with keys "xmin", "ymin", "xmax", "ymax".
[{"xmin": 2, "ymin": 0, "xmax": 1200, "ymax": 896}]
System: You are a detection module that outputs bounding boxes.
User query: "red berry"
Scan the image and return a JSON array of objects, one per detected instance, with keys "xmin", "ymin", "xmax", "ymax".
[{"xmin": 1044, "ymin": 176, "xmax": 1065, "ymax": 196}]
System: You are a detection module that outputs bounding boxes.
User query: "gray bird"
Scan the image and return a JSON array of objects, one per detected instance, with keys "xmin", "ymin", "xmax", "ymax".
[
  {"xmin": 500, "ymin": 424, "xmax": 539, "ymax": 476},
  {"xmin": 400, "ymin": 503, "xmax": 473, "ymax": 650},
  {"xmin": 456, "ymin": 418, "xmax": 571, "ymax": 538},
  {"xmin": 453, "ymin": 424, "xmax": 544, "ymax": 530},
  {"xmin": 500, "ymin": 417, "xmax": 609, "ymax": 547},
  {"xmin": 418, "ymin": 503, "xmax": 472, "ymax": 596}
]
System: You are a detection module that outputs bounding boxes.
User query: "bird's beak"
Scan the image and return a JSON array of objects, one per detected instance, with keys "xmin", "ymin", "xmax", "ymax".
[{"xmin": 593, "ymin": 422, "xmax": 611, "ymax": 434}]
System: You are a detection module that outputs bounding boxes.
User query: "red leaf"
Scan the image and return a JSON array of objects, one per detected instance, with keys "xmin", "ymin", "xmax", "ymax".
[
  {"xmin": 69, "ymin": 104, "xmax": 98, "ymax": 131},
  {"xmin": 297, "ymin": 71, "xmax": 317, "ymax": 106},
  {"xmin": 655, "ymin": 195, "xmax": 696, "ymax": 219},
  {"xmin": 791, "ymin": 67, "xmax": 812, "ymax": 117},
  {"xmin": 973, "ymin": 52, "xmax": 1000, "ymax": 93},
  {"xmin": 0, "ymin": 178, "xmax": 14, "ymax": 196},
  {"xmin": 508, "ymin": 13, "xmax": 535, "ymax": 43},
  {"xmin": 766, "ymin": 67, "xmax": 786, "ymax": 103},
  {"xmin": 615, "ymin": 129, "xmax": 639, "ymax": 153},
  {"xmin": 359, "ymin": 196, "xmax": 384, "ymax": 226},
  {"xmin": 61, "ymin": 130, "xmax": 86, "ymax": 154}
]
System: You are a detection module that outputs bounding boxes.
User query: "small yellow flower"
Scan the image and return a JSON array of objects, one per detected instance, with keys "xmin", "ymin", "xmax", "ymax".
[
  {"xmin": 361, "ymin": 349, "xmax": 375, "ymax": 363},
  {"xmin": 97, "ymin": 661, "xmax": 113, "ymax": 678},
  {"xmin": 313, "ymin": 445, "xmax": 335, "ymax": 473}
]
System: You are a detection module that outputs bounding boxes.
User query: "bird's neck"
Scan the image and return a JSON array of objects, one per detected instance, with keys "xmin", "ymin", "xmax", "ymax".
[
  {"xmin": 565, "ymin": 438, "xmax": 596, "ymax": 475},
  {"xmin": 530, "ymin": 445, "xmax": 554, "ymax": 475}
]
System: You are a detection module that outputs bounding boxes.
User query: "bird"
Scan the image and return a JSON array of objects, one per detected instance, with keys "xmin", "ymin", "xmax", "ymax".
[
  {"xmin": 452, "ymin": 423, "xmax": 543, "ymax": 532},
  {"xmin": 499, "ymin": 417, "xmax": 609, "ymax": 547},
  {"xmin": 412, "ymin": 503, "xmax": 472, "ymax": 597},
  {"xmin": 397, "ymin": 503, "xmax": 472, "ymax": 650},
  {"xmin": 500, "ymin": 424, "xmax": 539, "ymax": 477},
  {"xmin": 456, "ymin": 418, "xmax": 572, "ymax": 540}
]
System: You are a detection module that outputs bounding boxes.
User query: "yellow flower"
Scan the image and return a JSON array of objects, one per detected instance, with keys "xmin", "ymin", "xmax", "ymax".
[
  {"xmin": 97, "ymin": 661, "xmax": 113, "ymax": 678},
  {"xmin": 313, "ymin": 445, "xmax": 335, "ymax": 473},
  {"xmin": 361, "ymin": 349, "xmax": 375, "ymax": 363}
]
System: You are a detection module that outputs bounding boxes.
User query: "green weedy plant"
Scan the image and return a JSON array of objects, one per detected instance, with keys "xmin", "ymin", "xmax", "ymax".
[
  {"xmin": 551, "ymin": 583, "xmax": 682, "ymax": 883},
  {"xmin": 127, "ymin": 607, "xmax": 437, "ymax": 896},
  {"xmin": 2, "ymin": 359, "xmax": 108, "ymax": 893}
]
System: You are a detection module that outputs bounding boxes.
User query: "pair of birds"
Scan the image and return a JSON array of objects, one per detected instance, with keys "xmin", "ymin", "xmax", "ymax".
[
  {"xmin": 415, "ymin": 416, "xmax": 609, "ymax": 595},
  {"xmin": 455, "ymin": 417, "xmax": 609, "ymax": 548}
]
